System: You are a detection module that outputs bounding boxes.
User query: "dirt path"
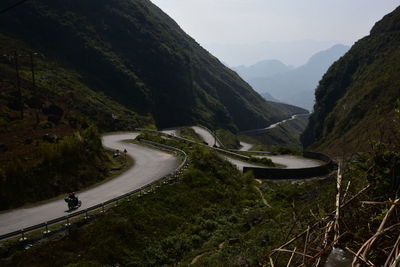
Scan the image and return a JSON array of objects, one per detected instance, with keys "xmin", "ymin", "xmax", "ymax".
[{"xmin": 254, "ymin": 185, "xmax": 271, "ymax": 207}]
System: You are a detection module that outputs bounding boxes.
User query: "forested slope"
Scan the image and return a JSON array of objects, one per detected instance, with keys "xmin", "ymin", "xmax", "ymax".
[{"xmin": 301, "ymin": 6, "xmax": 400, "ymax": 154}]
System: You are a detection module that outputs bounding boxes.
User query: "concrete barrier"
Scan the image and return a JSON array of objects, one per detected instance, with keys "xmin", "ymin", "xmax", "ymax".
[{"xmin": 243, "ymin": 152, "xmax": 336, "ymax": 180}]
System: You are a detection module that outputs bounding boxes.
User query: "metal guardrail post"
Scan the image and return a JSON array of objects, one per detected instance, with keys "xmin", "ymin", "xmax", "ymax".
[
  {"xmin": 43, "ymin": 222, "xmax": 50, "ymax": 234},
  {"xmin": 84, "ymin": 210, "xmax": 90, "ymax": 220},
  {"xmin": 65, "ymin": 216, "xmax": 71, "ymax": 227},
  {"xmin": 19, "ymin": 230, "xmax": 27, "ymax": 242}
]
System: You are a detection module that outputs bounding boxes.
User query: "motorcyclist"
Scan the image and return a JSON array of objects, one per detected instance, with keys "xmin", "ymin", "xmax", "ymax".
[{"xmin": 65, "ymin": 192, "xmax": 79, "ymax": 209}]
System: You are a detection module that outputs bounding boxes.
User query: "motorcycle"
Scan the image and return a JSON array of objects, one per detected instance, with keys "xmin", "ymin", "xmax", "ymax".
[{"xmin": 64, "ymin": 195, "xmax": 82, "ymax": 210}]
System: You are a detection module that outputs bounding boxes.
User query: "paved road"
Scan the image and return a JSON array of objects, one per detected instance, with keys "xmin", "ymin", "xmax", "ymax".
[
  {"xmin": 256, "ymin": 155, "xmax": 323, "ymax": 169},
  {"xmin": 160, "ymin": 128, "xmax": 180, "ymax": 136},
  {"xmin": 223, "ymin": 156, "xmax": 261, "ymax": 171},
  {"xmin": 0, "ymin": 133, "xmax": 178, "ymax": 236},
  {"xmin": 239, "ymin": 141, "xmax": 252, "ymax": 151},
  {"xmin": 189, "ymin": 126, "xmax": 322, "ymax": 170},
  {"xmin": 191, "ymin": 126, "xmax": 221, "ymax": 147}
]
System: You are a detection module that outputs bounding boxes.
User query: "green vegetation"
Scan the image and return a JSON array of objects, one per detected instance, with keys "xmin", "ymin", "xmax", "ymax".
[
  {"xmin": 0, "ymin": 137, "xmax": 335, "ymax": 266},
  {"xmin": 302, "ymin": 6, "xmax": 400, "ymax": 153},
  {"xmin": 248, "ymin": 156, "xmax": 274, "ymax": 167},
  {"xmin": 0, "ymin": 0, "xmax": 305, "ymax": 132},
  {"xmin": 216, "ymin": 128, "xmax": 240, "ymax": 149},
  {"xmin": 1, "ymin": 125, "xmax": 399, "ymax": 265},
  {"xmin": 0, "ymin": 126, "xmax": 111, "ymax": 210},
  {"xmin": 0, "ymin": 33, "xmax": 152, "ymax": 210},
  {"xmin": 177, "ymin": 127, "xmax": 204, "ymax": 143},
  {"xmin": 240, "ymin": 114, "xmax": 309, "ymax": 148}
]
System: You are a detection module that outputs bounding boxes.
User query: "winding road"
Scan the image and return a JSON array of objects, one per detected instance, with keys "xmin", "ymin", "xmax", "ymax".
[
  {"xmin": 0, "ymin": 113, "xmax": 326, "ymax": 239},
  {"xmin": 0, "ymin": 133, "xmax": 178, "ymax": 236},
  {"xmin": 187, "ymin": 122, "xmax": 322, "ymax": 170},
  {"xmin": 191, "ymin": 126, "xmax": 221, "ymax": 147}
]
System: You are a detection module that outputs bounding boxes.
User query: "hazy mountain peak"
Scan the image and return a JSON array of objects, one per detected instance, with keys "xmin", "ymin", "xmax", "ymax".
[{"xmin": 232, "ymin": 44, "xmax": 349, "ymax": 110}]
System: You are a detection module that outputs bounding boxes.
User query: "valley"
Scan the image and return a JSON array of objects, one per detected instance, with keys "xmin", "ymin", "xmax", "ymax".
[{"xmin": 0, "ymin": 1, "xmax": 399, "ymax": 266}]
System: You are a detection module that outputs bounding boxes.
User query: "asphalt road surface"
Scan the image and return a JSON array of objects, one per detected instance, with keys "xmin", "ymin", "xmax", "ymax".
[
  {"xmin": 0, "ymin": 133, "xmax": 178, "ymax": 236},
  {"xmin": 191, "ymin": 126, "xmax": 221, "ymax": 147},
  {"xmin": 239, "ymin": 141, "xmax": 252, "ymax": 151},
  {"xmin": 257, "ymin": 155, "xmax": 323, "ymax": 169}
]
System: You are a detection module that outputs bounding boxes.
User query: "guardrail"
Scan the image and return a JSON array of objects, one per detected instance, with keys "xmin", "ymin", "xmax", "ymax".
[
  {"xmin": 138, "ymin": 128, "xmax": 251, "ymax": 161},
  {"xmin": 0, "ymin": 139, "xmax": 189, "ymax": 242},
  {"xmin": 243, "ymin": 151, "xmax": 336, "ymax": 179},
  {"xmin": 195, "ymin": 125, "xmax": 224, "ymax": 148}
]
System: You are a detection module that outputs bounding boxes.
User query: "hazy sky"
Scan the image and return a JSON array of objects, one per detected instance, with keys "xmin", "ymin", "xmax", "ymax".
[{"xmin": 150, "ymin": 0, "xmax": 399, "ymax": 45}]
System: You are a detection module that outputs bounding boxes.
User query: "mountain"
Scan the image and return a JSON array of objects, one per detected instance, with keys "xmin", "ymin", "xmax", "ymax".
[
  {"xmin": 241, "ymin": 44, "xmax": 350, "ymax": 110},
  {"xmin": 0, "ymin": 0, "xmax": 306, "ymax": 132},
  {"xmin": 301, "ymin": 6, "xmax": 400, "ymax": 153},
  {"xmin": 232, "ymin": 60, "xmax": 292, "ymax": 80},
  {"xmin": 261, "ymin": 92, "xmax": 279, "ymax": 102},
  {"xmin": 205, "ymin": 40, "xmax": 341, "ymax": 67}
]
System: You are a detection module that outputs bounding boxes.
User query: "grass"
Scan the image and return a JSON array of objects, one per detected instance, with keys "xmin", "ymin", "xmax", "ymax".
[
  {"xmin": 177, "ymin": 127, "xmax": 204, "ymax": 143},
  {"xmin": 0, "ymin": 133, "xmax": 337, "ymax": 266},
  {"xmin": 1, "ymin": 129, "xmax": 399, "ymax": 266},
  {"xmin": 0, "ymin": 143, "xmax": 133, "ymax": 214}
]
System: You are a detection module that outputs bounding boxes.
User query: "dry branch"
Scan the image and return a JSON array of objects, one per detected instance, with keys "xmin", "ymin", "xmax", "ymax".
[
  {"xmin": 286, "ymin": 247, "xmax": 297, "ymax": 267},
  {"xmin": 334, "ymin": 162, "xmax": 343, "ymax": 241},
  {"xmin": 272, "ymin": 248, "xmax": 313, "ymax": 258},
  {"xmin": 384, "ymin": 234, "xmax": 400, "ymax": 267},
  {"xmin": 270, "ymin": 185, "xmax": 371, "ymax": 258},
  {"xmin": 361, "ymin": 201, "xmax": 400, "ymax": 206},
  {"xmin": 345, "ymin": 247, "xmax": 375, "ymax": 267}
]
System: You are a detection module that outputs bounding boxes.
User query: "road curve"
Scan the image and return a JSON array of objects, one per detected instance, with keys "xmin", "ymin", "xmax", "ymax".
[
  {"xmin": 239, "ymin": 141, "xmax": 252, "ymax": 151},
  {"xmin": 257, "ymin": 155, "xmax": 323, "ymax": 169},
  {"xmin": 191, "ymin": 126, "xmax": 221, "ymax": 147},
  {"xmin": 0, "ymin": 133, "xmax": 178, "ymax": 236}
]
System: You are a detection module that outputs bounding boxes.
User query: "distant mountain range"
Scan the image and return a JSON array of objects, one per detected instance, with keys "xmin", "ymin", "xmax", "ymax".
[
  {"xmin": 232, "ymin": 44, "xmax": 350, "ymax": 110},
  {"xmin": 205, "ymin": 40, "xmax": 343, "ymax": 67}
]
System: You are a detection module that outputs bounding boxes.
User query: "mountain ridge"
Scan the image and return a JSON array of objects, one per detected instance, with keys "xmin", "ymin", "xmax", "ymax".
[
  {"xmin": 0, "ymin": 0, "xmax": 306, "ymax": 132},
  {"xmin": 235, "ymin": 44, "xmax": 349, "ymax": 110},
  {"xmin": 301, "ymin": 6, "xmax": 400, "ymax": 153}
]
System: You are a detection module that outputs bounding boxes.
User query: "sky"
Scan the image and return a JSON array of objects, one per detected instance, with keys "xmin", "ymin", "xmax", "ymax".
[{"xmin": 150, "ymin": 1, "xmax": 399, "ymax": 66}]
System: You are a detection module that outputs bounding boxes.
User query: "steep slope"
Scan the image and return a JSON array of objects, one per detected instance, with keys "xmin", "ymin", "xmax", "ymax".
[
  {"xmin": 0, "ymin": 0, "xmax": 305, "ymax": 132},
  {"xmin": 242, "ymin": 45, "xmax": 349, "ymax": 110},
  {"xmin": 301, "ymin": 6, "xmax": 400, "ymax": 153},
  {"xmin": 0, "ymin": 33, "xmax": 154, "ymax": 209}
]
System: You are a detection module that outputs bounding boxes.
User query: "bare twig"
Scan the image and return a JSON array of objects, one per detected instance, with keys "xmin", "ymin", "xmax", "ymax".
[
  {"xmin": 354, "ymin": 220, "xmax": 400, "ymax": 266},
  {"xmin": 334, "ymin": 162, "xmax": 343, "ymax": 241},
  {"xmin": 359, "ymin": 199, "xmax": 399, "ymax": 264},
  {"xmin": 384, "ymin": 234, "xmax": 400, "ymax": 267},
  {"xmin": 389, "ymin": 251, "xmax": 400, "ymax": 267},
  {"xmin": 286, "ymin": 247, "xmax": 297, "ymax": 267},
  {"xmin": 272, "ymin": 248, "xmax": 313, "ymax": 258},
  {"xmin": 316, "ymin": 220, "xmax": 335, "ymax": 266},
  {"xmin": 303, "ymin": 226, "xmax": 310, "ymax": 265},
  {"xmin": 342, "ymin": 180, "xmax": 351, "ymax": 204},
  {"xmin": 270, "ymin": 185, "xmax": 371, "ymax": 258},
  {"xmin": 301, "ymin": 233, "xmax": 348, "ymax": 266},
  {"xmin": 361, "ymin": 201, "xmax": 400, "ymax": 206},
  {"xmin": 345, "ymin": 247, "xmax": 375, "ymax": 267},
  {"xmin": 269, "ymin": 256, "xmax": 275, "ymax": 267}
]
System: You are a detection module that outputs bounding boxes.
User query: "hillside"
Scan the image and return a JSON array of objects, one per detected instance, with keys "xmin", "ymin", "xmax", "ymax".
[
  {"xmin": 301, "ymin": 7, "xmax": 400, "ymax": 154},
  {"xmin": 236, "ymin": 45, "xmax": 349, "ymax": 110},
  {"xmin": 0, "ymin": 32, "xmax": 154, "ymax": 209},
  {"xmin": 0, "ymin": 0, "xmax": 305, "ymax": 132}
]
